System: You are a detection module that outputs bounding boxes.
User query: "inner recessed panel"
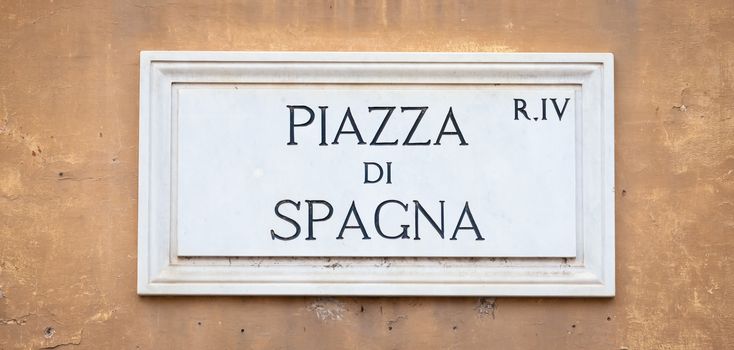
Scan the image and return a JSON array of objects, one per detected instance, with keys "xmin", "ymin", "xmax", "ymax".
[{"xmin": 176, "ymin": 85, "xmax": 578, "ymax": 257}]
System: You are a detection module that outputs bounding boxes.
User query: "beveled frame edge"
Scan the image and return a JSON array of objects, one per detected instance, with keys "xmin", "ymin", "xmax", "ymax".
[{"xmin": 137, "ymin": 52, "xmax": 615, "ymax": 297}]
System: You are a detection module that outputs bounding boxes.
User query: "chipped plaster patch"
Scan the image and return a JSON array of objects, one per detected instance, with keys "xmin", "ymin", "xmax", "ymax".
[
  {"xmin": 475, "ymin": 297, "xmax": 497, "ymax": 319},
  {"xmin": 307, "ymin": 298, "xmax": 347, "ymax": 321}
]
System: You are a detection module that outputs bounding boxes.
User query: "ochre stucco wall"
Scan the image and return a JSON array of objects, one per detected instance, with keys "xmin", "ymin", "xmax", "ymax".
[{"xmin": 1, "ymin": 1, "xmax": 732, "ymax": 349}]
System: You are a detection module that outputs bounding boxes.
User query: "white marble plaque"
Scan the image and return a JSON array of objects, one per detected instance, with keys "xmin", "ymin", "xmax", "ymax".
[{"xmin": 138, "ymin": 52, "xmax": 615, "ymax": 296}]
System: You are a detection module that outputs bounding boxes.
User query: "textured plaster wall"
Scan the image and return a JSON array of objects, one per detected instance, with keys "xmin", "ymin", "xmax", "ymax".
[{"xmin": 0, "ymin": 1, "xmax": 732, "ymax": 349}]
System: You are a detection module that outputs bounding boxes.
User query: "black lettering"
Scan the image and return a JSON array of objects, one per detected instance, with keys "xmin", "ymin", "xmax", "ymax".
[
  {"xmin": 551, "ymin": 98, "xmax": 571, "ymax": 121},
  {"xmin": 336, "ymin": 201, "xmax": 371, "ymax": 240},
  {"xmin": 363, "ymin": 162, "xmax": 384, "ymax": 184},
  {"xmin": 413, "ymin": 200, "xmax": 445, "ymax": 240},
  {"xmin": 270, "ymin": 200, "xmax": 301, "ymax": 240},
  {"xmin": 287, "ymin": 105, "xmax": 315, "ymax": 145},
  {"xmin": 332, "ymin": 107, "xmax": 366, "ymax": 145},
  {"xmin": 386, "ymin": 162, "xmax": 392, "ymax": 184},
  {"xmin": 541, "ymin": 98, "xmax": 547, "ymax": 120},
  {"xmin": 374, "ymin": 200, "xmax": 410, "ymax": 239},
  {"xmin": 434, "ymin": 107, "xmax": 468, "ymax": 145},
  {"xmin": 305, "ymin": 200, "xmax": 333, "ymax": 240},
  {"xmin": 402, "ymin": 106, "xmax": 431, "ymax": 145},
  {"xmin": 514, "ymin": 99, "xmax": 530, "ymax": 120},
  {"xmin": 368, "ymin": 106, "xmax": 398, "ymax": 145},
  {"xmin": 450, "ymin": 202, "xmax": 484, "ymax": 241},
  {"xmin": 318, "ymin": 106, "xmax": 328, "ymax": 146}
]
